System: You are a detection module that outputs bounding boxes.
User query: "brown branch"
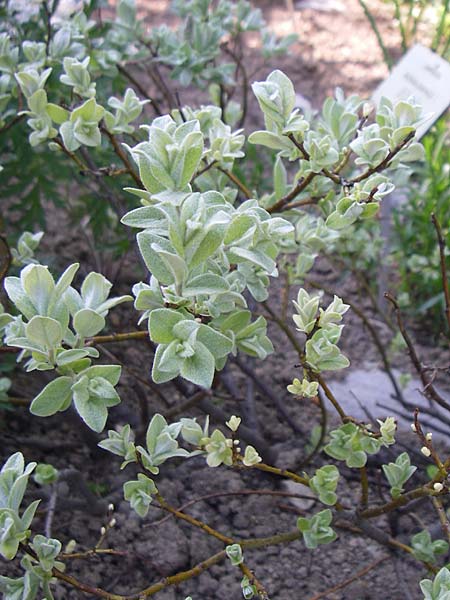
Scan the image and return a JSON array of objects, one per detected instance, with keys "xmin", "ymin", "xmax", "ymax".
[
  {"xmin": 308, "ymin": 280, "xmax": 404, "ymax": 403},
  {"xmin": 61, "ymin": 548, "xmax": 127, "ymax": 560},
  {"xmin": 155, "ymin": 493, "xmax": 233, "ymax": 545},
  {"xmin": 0, "ymin": 113, "xmax": 25, "ymax": 135},
  {"xmin": 249, "ymin": 461, "xmax": 309, "ymax": 487},
  {"xmin": 86, "ymin": 330, "xmax": 149, "ymax": 345},
  {"xmin": 267, "ymin": 172, "xmax": 316, "ymax": 213},
  {"xmin": 432, "ymin": 496, "xmax": 450, "ymax": 545},
  {"xmin": 360, "ymin": 467, "xmax": 369, "ymax": 508},
  {"xmin": 147, "ymin": 489, "xmax": 318, "ymax": 528},
  {"xmin": 384, "ymin": 293, "xmax": 450, "ymax": 412},
  {"xmin": 239, "ymin": 562, "xmax": 270, "ymax": 600},
  {"xmin": 431, "ymin": 213, "xmax": 450, "ymax": 334},
  {"xmin": 262, "ymin": 300, "xmax": 349, "ymax": 422},
  {"xmin": 220, "ymin": 42, "xmax": 249, "ymax": 129},
  {"xmin": 191, "ymin": 159, "xmax": 218, "ymax": 183},
  {"xmin": 101, "ymin": 127, "xmax": 143, "ymax": 187},
  {"xmin": 54, "ymin": 137, "xmax": 89, "ymax": 171},
  {"xmin": 307, "ymin": 555, "xmax": 389, "ymax": 600},
  {"xmin": 413, "ymin": 408, "xmax": 445, "ymax": 474},
  {"xmin": 348, "ymin": 130, "xmax": 415, "ymax": 184},
  {"xmin": 116, "ymin": 63, "xmax": 162, "ymax": 116},
  {"xmin": 359, "ymin": 485, "xmax": 433, "ymax": 519},
  {"xmin": 217, "ymin": 166, "xmax": 252, "ymax": 199},
  {"xmin": 281, "ymin": 195, "xmax": 324, "ymax": 211},
  {"xmin": 134, "ymin": 530, "xmax": 302, "ymax": 598},
  {"xmin": 286, "ymin": 134, "xmax": 341, "ymax": 183},
  {"xmin": 0, "ymin": 235, "xmax": 12, "ymax": 283}
]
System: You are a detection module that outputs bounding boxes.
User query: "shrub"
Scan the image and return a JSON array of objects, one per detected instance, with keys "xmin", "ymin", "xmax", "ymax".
[{"xmin": 0, "ymin": 1, "xmax": 449, "ymax": 599}]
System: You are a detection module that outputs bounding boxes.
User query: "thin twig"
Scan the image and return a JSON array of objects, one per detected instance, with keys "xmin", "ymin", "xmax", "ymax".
[
  {"xmin": 116, "ymin": 63, "xmax": 162, "ymax": 115},
  {"xmin": 348, "ymin": 131, "xmax": 415, "ymax": 184},
  {"xmin": 432, "ymin": 496, "xmax": 450, "ymax": 545},
  {"xmin": 101, "ymin": 127, "xmax": 143, "ymax": 187},
  {"xmin": 147, "ymin": 489, "xmax": 317, "ymax": 528},
  {"xmin": 431, "ymin": 213, "xmax": 450, "ymax": 334},
  {"xmin": 0, "ymin": 113, "xmax": 25, "ymax": 135},
  {"xmin": 217, "ymin": 166, "xmax": 252, "ymax": 199},
  {"xmin": 287, "ymin": 134, "xmax": 341, "ymax": 183},
  {"xmin": 267, "ymin": 172, "xmax": 316, "ymax": 213},
  {"xmin": 384, "ymin": 293, "xmax": 450, "ymax": 412},
  {"xmin": 262, "ymin": 300, "xmax": 348, "ymax": 421},
  {"xmin": 308, "ymin": 280, "xmax": 404, "ymax": 403},
  {"xmin": 307, "ymin": 555, "xmax": 389, "ymax": 600},
  {"xmin": 360, "ymin": 467, "xmax": 369, "ymax": 508},
  {"xmin": 86, "ymin": 330, "xmax": 149, "ymax": 345}
]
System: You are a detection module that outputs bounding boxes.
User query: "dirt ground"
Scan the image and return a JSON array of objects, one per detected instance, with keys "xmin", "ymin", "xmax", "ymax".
[{"xmin": 1, "ymin": 1, "xmax": 449, "ymax": 599}]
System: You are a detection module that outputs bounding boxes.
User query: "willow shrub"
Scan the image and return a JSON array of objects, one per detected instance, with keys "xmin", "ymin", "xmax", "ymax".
[{"xmin": 0, "ymin": 1, "xmax": 449, "ymax": 599}]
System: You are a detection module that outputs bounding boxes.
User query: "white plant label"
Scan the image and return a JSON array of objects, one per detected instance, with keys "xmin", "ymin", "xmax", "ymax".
[{"xmin": 372, "ymin": 44, "xmax": 450, "ymax": 138}]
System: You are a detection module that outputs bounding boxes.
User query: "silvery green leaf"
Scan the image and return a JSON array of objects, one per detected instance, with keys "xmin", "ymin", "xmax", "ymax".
[
  {"xmin": 145, "ymin": 414, "xmax": 169, "ymax": 454},
  {"xmin": 412, "ymin": 530, "xmax": 449, "ymax": 564},
  {"xmin": 382, "ymin": 452, "xmax": 416, "ymax": 498},
  {"xmin": 226, "ymin": 543, "xmax": 243, "ymax": 566},
  {"xmin": 4, "ymin": 277, "xmax": 38, "ymax": 320},
  {"xmin": 152, "ymin": 343, "xmax": 182, "ymax": 383},
  {"xmin": 75, "ymin": 380, "xmax": 118, "ymax": 432},
  {"xmin": 420, "ymin": 567, "xmax": 450, "ymax": 600},
  {"xmin": 156, "ymin": 247, "xmax": 188, "ymax": 287},
  {"xmin": 46, "ymin": 103, "xmax": 69, "ymax": 125},
  {"xmin": 73, "ymin": 309, "xmax": 106, "ymax": 338},
  {"xmin": 30, "ymin": 377, "xmax": 73, "ymax": 417},
  {"xmin": 0, "ymin": 571, "xmax": 40, "ymax": 599},
  {"xmin": 187, "ymin": 225, "xmax": 228, "ymax": 269},
  {"xmin": 123, "ymin": 474, "xmax": 157, "ymax": 518},
  {"xmin": 82, "ymin": 365, "xmax": 121, "ymax": 386},
  {"xmin": 60, "ymin": 120, "xmax": 79, "ymax": 152},
  {"xmin": 183, "ymin": 274, "xmax": 229, "ymax": 296},
  {"xmin": 297, "ymin": 509, "xmax": 337, "ymax": 549},
  {"xmin": 309, "ymin": 465, "xmax": 339, "ymax": 506},
  {"xmin": 33, "ymin": 464, "xmax": 58, "ymax": 486},
  {"xmin": 248, "ymin": 130, "xmax": 292, "ymax": 152},
  {"xmin": 292, "ymin": 288, "xmax": 320, "ymax": 334},
  {"xmin": 56, "ymin": 348, "xmax": 99, "ymax": 366},
  {"xmin": 180, "ymin": 417, "xmax": 209, "ymax": 446},
  {"xmin": 196, "ymin": 325, "xmax": 233, "ymax": 359},
  {"xmin": 25, "ymin": 316, "xmax": 62, "ymax": 350},
  {"xmin": 148, "ymin": 308, "xmax": 188, "ymax": 344},
  {"xmin": 273, "ymin": 155, "xmax": 287, "ymax": 199},
  {"xmin": 227, "ymin": 247, "xmax": 276, "ymax": 273},
  {"xmin": 325, "ymin": 423, "xmax": 381, "ymax": 468},
  {"xmin": 80, "ymin": 272, "xmax": 111, "ymax": 308},
  {"xmin": 318, "ymin": 295, "xmax": 349, "ymax": 328},
  {"xmin": 21, "ymin": 265, "xmax": 55, "ymax": 315},
  {"xmin": 26, "ymin": 89, "xmax": 48, "ymax": 115},
  {"xmin": 121, "ymin": 206, "xmax": 168, "ymax": 230},
  {"xmin": 180, "ymin": 340, "xmax": 215, "ymax": 388},
  {"xmin": 70, "ymin": 98, "xmax": 104, "ymax": 123},
  {"xmin": 224, "ymin": 215, "xmax": 255, "ymax": 245},
  {"xmin": 99, "ymin": 425, "xmax": 136, "ymax": 468},
  {"xmin": 137, "ymin": 232, "xmax": 177, "ymax": 285}
]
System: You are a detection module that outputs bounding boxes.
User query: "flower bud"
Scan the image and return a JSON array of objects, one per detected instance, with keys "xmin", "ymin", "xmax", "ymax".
[
  {"xmin": 421, "ymin": 446, "xmax": 431, "ymax": 457},
  {"xmin": 362, "ymin": 102, "xmax": 374, "ymax": 118},
  {"xmin": 434, "ymin": 482, "xmax": 444, "ymax": 492}
]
